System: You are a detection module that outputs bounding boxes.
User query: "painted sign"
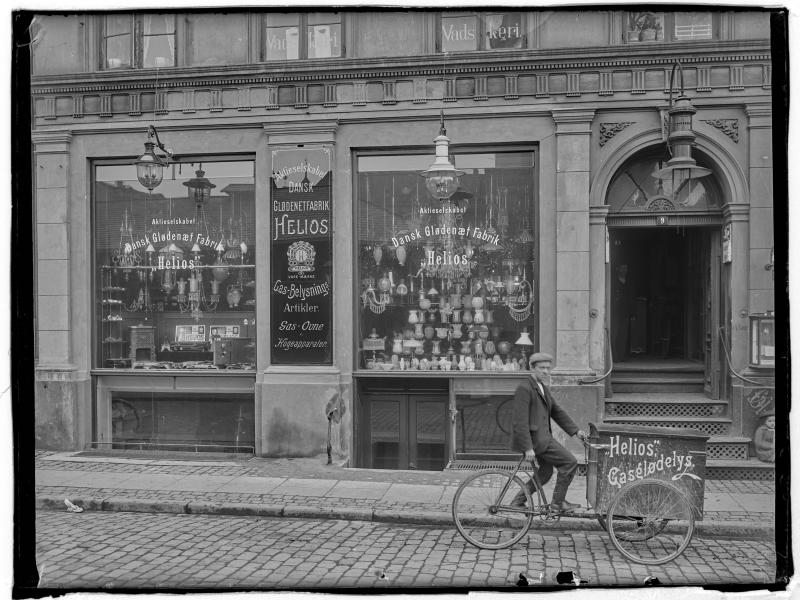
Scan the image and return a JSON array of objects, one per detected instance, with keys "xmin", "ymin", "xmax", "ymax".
[
  {"xmin": 270, "ymin": 146, "xmax": 333, "ymax": 365},
  {"xmin": 590, "ymin": 427, "xmax": 707, "ymax": 517}
]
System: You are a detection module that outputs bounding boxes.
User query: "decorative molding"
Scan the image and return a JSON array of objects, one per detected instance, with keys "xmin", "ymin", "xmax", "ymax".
[
  {"xmin": 504, "ymin": 75, "xmax": 518, "ymax": 99},
  {"xmin": 182, "ymin": 89, "xmax": 195, "ymax": 113},
  {"xmin": 607, "ymin": 213, "xmax": 724, "ymax": 227},
  {"xmin": 473, "ymin": 76, "xmax": 488, "ymax": 101},
  {"xmin": 599, "ymin": 122, "xmax": 634, "ymax": 146},
  {"xmin": 210, "ymin": 88, "xmax": 224, "ymax": 112},
  {"xmin": 31, "ymin": 130, "xmax": 73, "ymax": 151},
  {"xmin": 702, "ymin": 118, "xmax": 739, "ymax": 143},
  {"xmin": 43, "ymin": 96, "xmax": 56, "ymax": 120},
  {"xmin": 323, "ymin": 83, "xmax": 337, "ymax": 107},
  {"xmin": 294, "ymin": 85, "xmax": 308, "ymax": 109},
  {"xmin": 599, "ymin": 71, "xmax": 613, "ymax": 96},
  {"xmin": 535, "ymin": 74, "xmax": 549, "ymax": 98},
  {"xmin": 352, "ymin": 81, "xmax": 366, "ymax": 106},
  {"xmin": 72, "ymin": 95, "xmax": 84, "ymax": 118},
  {"xmin": 413, "ymin": 79, "xmax": 427, "ymax": 103},
  {"xmin": 31, "ymin": 45, "xmax": 772, "ymax": 94},
  {"xmin": 128, "ymin": 93, "xmax": 141, "ymax": 116},
  {"xmin": 729, "ymin": 64, "xmax": 744, "ymax": 91},
  {"xmin": 155, "ymin": 91, "xmax": 168, "ymax": 115},
  {"xmin": 631, "ymin": 70, "xmax": 646, "ymax": 94},
  {"xmin": 566, "ymin": 73, "xmax": 580, "ymax": 97},
  {"xmin": 382, "ymin": 80, "xmax": 396, "ymax": 105},
  {"xmin": 696, "ymin": 67, "xmax": 711, "ymax": 92},
  {"xmin": 237, "ymin": 87, "xmax": 251, "ymax": 111},
  {"xmin": 100, "ymin": 94, "xmax": 112, "ymax": 118},
  {"xmin": 444, "ymin": 78, "xmax": 457, "ymax": 102},
  {"xmin": 263, "ymin": 118, "xmax": 339, "ymax": 145},
  {"xmin": 762, "ymin": 64, "xmax": 771, "ymax": 89},
  {"xmin": 266, "ymin": 86, "xmax": 279, "ymax": 110}
]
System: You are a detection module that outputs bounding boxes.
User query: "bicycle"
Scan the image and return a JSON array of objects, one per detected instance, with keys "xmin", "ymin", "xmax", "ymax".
[{"xmin": 452, "ymin": 423, "xmax": 706, "ymax": 565}]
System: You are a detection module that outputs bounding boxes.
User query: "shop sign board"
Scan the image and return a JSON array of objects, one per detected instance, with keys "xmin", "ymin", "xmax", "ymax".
[{"xmin": 270, "ymin": 146, "xmax": 333, "ymax": 365}]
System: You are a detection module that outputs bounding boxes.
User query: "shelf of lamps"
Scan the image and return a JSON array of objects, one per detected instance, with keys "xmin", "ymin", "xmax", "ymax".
[{"xmin": 100, "ymin": 264, "xmax": 256, "ymax": 270}]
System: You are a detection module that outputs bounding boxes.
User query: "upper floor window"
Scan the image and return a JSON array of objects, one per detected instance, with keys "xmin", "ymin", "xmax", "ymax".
[
  {"xmin": 263, "ymin": 13, "xmax": 342, "ymax": 60},
  {"xmin": 626, "ymin": 11, "xmax": 713, "ymax": 43},
  {"xmin": 102, "ymin": 14, "xmax": 176, "ymax": 69},
  {"xmin": 440, "ymin": 11, "xmax": 524, "ymax": 52}
]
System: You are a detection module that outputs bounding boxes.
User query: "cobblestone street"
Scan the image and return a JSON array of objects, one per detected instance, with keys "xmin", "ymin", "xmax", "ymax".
[{"xmin": 36, "ymin": 510, "xmax": 776, "ymax": 590}]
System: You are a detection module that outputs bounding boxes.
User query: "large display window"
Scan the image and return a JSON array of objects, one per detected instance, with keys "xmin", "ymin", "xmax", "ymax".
[
  {"xmin": 356, "ymin": 150, "xmax": 537, "ymax": 372},
  {"xmin": 94, "ymin": 160, "xmax": 256, "ymax": 371}
]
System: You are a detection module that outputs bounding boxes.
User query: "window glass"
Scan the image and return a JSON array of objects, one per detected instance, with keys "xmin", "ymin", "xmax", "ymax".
[
  {"xmin": 94, "ymin": 160, "xmax": 256, "ymax": 371},
  {"xmin": 104, "ymin": 15, "xmax": 133, "ymax": 69},
  {"xmin": 111, "ymin": 392, "xmax": 254, "ymax": 452},
  {"xmin": 481, "ymin": 12, "xmax": 523, "ymax": 50},
  {"xmin": 142, "ymin": 14, "xmax": 176, "ymax": 67},
  {"xmin": 307, "ymin": 13, "xmax": 342, "ymax": 58},
  {"xmin": 441, "ymin": 13, "xmax": 478, "ymax": 52},
  {"xmin": 187, "ymin": 13, "xmax": 249, "ymax": 66},
  {"xmin": 265, "ymin": 14, "xmax": 300, "ymax": 60},
  {"xmin": 674, "ymin": 12, "xmax": 713, "ymax": 40},
  {"xmin": 356, "ymin": 151, "xmax": 537, "ymax": 372}
]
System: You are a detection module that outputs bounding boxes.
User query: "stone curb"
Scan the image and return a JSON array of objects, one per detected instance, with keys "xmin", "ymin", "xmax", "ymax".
[{"xmin": 37, "ymin": 495, "xmax": 774, "ymax": 539}]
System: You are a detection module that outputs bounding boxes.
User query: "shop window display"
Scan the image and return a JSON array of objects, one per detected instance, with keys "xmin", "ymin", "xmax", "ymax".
[
  {"xmin": 94, "ymin": 160, "xmax": 256, "ymax": 370},
  {"xmin": 357, "ymin": 151, "xmax": 537, "ymax": 372}
]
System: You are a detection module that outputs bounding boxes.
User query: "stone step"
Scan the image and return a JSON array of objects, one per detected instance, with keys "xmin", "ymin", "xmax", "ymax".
[
  {"xmin": 706, "ymin": 436, "xmax": 752, "ymax": 461},
  {"xmin": 610, "ymin": 378, "xmax": 705, "ymax": 393},
  {"xmin": 605, "ymin": 393, "xmax": 728, "ymax": 418},
  {"xmin": 601, "ymin": 415, "xmax": 731, "ymax": 437},
  {"xmin": 706, "ymin": 458, "xmax": 775, "ymax": 481}
]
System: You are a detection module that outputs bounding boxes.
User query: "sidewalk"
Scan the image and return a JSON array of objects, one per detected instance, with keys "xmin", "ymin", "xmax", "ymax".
[{"xmin": 35, "ymin": 451, "xmax": 776, "ymax": 537}]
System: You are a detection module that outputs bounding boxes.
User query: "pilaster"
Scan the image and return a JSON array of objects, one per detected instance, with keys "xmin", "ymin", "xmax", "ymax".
[
  {"xmin": 723, "ymin": 203, "xmax": 751, "ymax": 371},
  {"xmin": 551, "ymin": 109, "xmax": 595, "ymax": 375}
]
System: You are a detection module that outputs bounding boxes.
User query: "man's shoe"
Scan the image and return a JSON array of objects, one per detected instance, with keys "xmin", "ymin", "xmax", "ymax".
[{"xmin": 550, "ymin": 499, "xmax": 580, "ymax": 512}]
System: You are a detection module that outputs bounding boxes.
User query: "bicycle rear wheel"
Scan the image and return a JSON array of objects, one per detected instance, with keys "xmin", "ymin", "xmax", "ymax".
[
  {"xmin": 607, "ymin": 479, "xmax": 694, "ymax": 565},
  {"xmin": 452, "ymin": 469, "xmax": 533, "ymax": 550}
]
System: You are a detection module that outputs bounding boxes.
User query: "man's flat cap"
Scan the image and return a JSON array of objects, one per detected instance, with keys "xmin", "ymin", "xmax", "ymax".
[{"xmin": 529, "ymin": 352, "xmax": 553, "ymax": 366}]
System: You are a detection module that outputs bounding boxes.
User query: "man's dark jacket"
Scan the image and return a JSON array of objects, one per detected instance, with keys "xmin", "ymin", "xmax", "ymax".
[{"xmin": 510, "ymin": 377, "xmax": 579, "ymax": 454}]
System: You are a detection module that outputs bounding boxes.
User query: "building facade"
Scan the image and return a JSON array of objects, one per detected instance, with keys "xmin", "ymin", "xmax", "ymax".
[{"xmin": 28, "ymin": 9, "xmax": 779, "ymax": 477}]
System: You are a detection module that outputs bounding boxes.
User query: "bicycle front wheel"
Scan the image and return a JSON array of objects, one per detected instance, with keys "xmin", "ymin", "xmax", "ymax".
[
  {"xmin": 452, "ymin": 469, "xmax": 533, "ymax": 550},
  {"xmin": 607, "ymin": 479, "xmax": 695, "ymax": 565}
]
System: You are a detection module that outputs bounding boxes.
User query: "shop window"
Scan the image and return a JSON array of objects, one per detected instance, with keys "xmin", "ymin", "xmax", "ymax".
[
  {"xmin": 626, "ymin": 11, "xmax": 714, "ymax": 43},
  {"xmin": 101, "ymin": 13, "xmax": 176, "ymax": 69},
  {"xmin": 263, "ymin": 12, "xmax": 343, "ymax": 60},
  {"xmin": 93, "ymin": 160, "xmax": 256, "ymax": 371},
  {"xmin": 110, "ymin": 392, "xmax": 254, "ymax": 452},
  {"xmin": 356, "ymin": 150, "xmax": 537, "ymax": 373},
  {"xmin": 440, "ymin": 11, "xmax": 524, "ymax": 52}
]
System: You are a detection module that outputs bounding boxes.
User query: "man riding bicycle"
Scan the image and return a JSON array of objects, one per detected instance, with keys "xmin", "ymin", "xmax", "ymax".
[{"xmin": 509, "ymin": 352, "xmax": 587, "ymax": 512}]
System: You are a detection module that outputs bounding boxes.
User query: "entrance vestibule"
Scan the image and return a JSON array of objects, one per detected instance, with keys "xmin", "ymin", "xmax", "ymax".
[{"xmin": 609, "ymin": 227, "xmax": 715, "ymax": 366}]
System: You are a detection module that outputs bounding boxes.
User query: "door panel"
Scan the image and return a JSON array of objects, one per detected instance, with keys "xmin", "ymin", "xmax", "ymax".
[
  {"xmin": 410, "ymin": 396, "xmax": 448, "ymax": 471},
  {"xmin": 368, "ymin": 396, "xmax": 405, "ymax": 469}
]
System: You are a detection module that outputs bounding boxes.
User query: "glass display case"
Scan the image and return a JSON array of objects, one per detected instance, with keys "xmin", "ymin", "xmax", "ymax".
[
  {"xmin": 94, "ymin": 160, "xmax": 256, "ymax": 370},
  {"xmin": 750, "ymin": 313, "xmax": 775, "ymax": 367},
  {"xmin": 356, "ymin": 150, "xmax": 537, "ymax": 372}
]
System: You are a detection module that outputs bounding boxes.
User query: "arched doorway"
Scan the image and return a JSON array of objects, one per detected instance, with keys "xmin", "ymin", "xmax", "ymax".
[{"xmin": 605, "ymin": 148, "xmax": 725, "ymax": 399}]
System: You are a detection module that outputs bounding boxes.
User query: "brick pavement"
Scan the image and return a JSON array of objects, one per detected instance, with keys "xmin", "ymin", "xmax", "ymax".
[{"xmin": 35, "ymin": 510, "xmax": 778, "ymax": 589}]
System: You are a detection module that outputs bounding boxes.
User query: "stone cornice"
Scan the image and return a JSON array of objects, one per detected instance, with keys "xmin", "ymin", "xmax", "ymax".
[
  {"xmin": 31, "ymin": 130, "xmax": 73, "ymax": 152},
  {"xmin": 723, "ymin": 203, "xmax": 750, "ymax": 221},
  {"xmin": 31, "ymin": 43, "xmax": 771, "ymax": 95},
  {"xmin": 263, "ymin": 119, "xmax": 340, "ymax": 145}
]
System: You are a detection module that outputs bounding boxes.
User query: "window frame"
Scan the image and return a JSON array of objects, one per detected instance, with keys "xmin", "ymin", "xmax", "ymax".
[
  {"xmin": 625, "ymin": 10, "xmax": 716, "ymax": 44},
  {"xmin": 351, "ymin": 143, "xmax": 540, "ymax": 373},
  {"xmin": 437, "ymin": 10, "xmax": 527, "ymax": 53},
  {"xmin": 100, "ymin": 13, "xmax": 178, "ymax": 70},
  {"xmin": 260, "ymin": 12, "xmax": 345, "ymax": 61},
  {"xmin": 90, "ymin": 154, "xmax": 258, "ymax": 373}
]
